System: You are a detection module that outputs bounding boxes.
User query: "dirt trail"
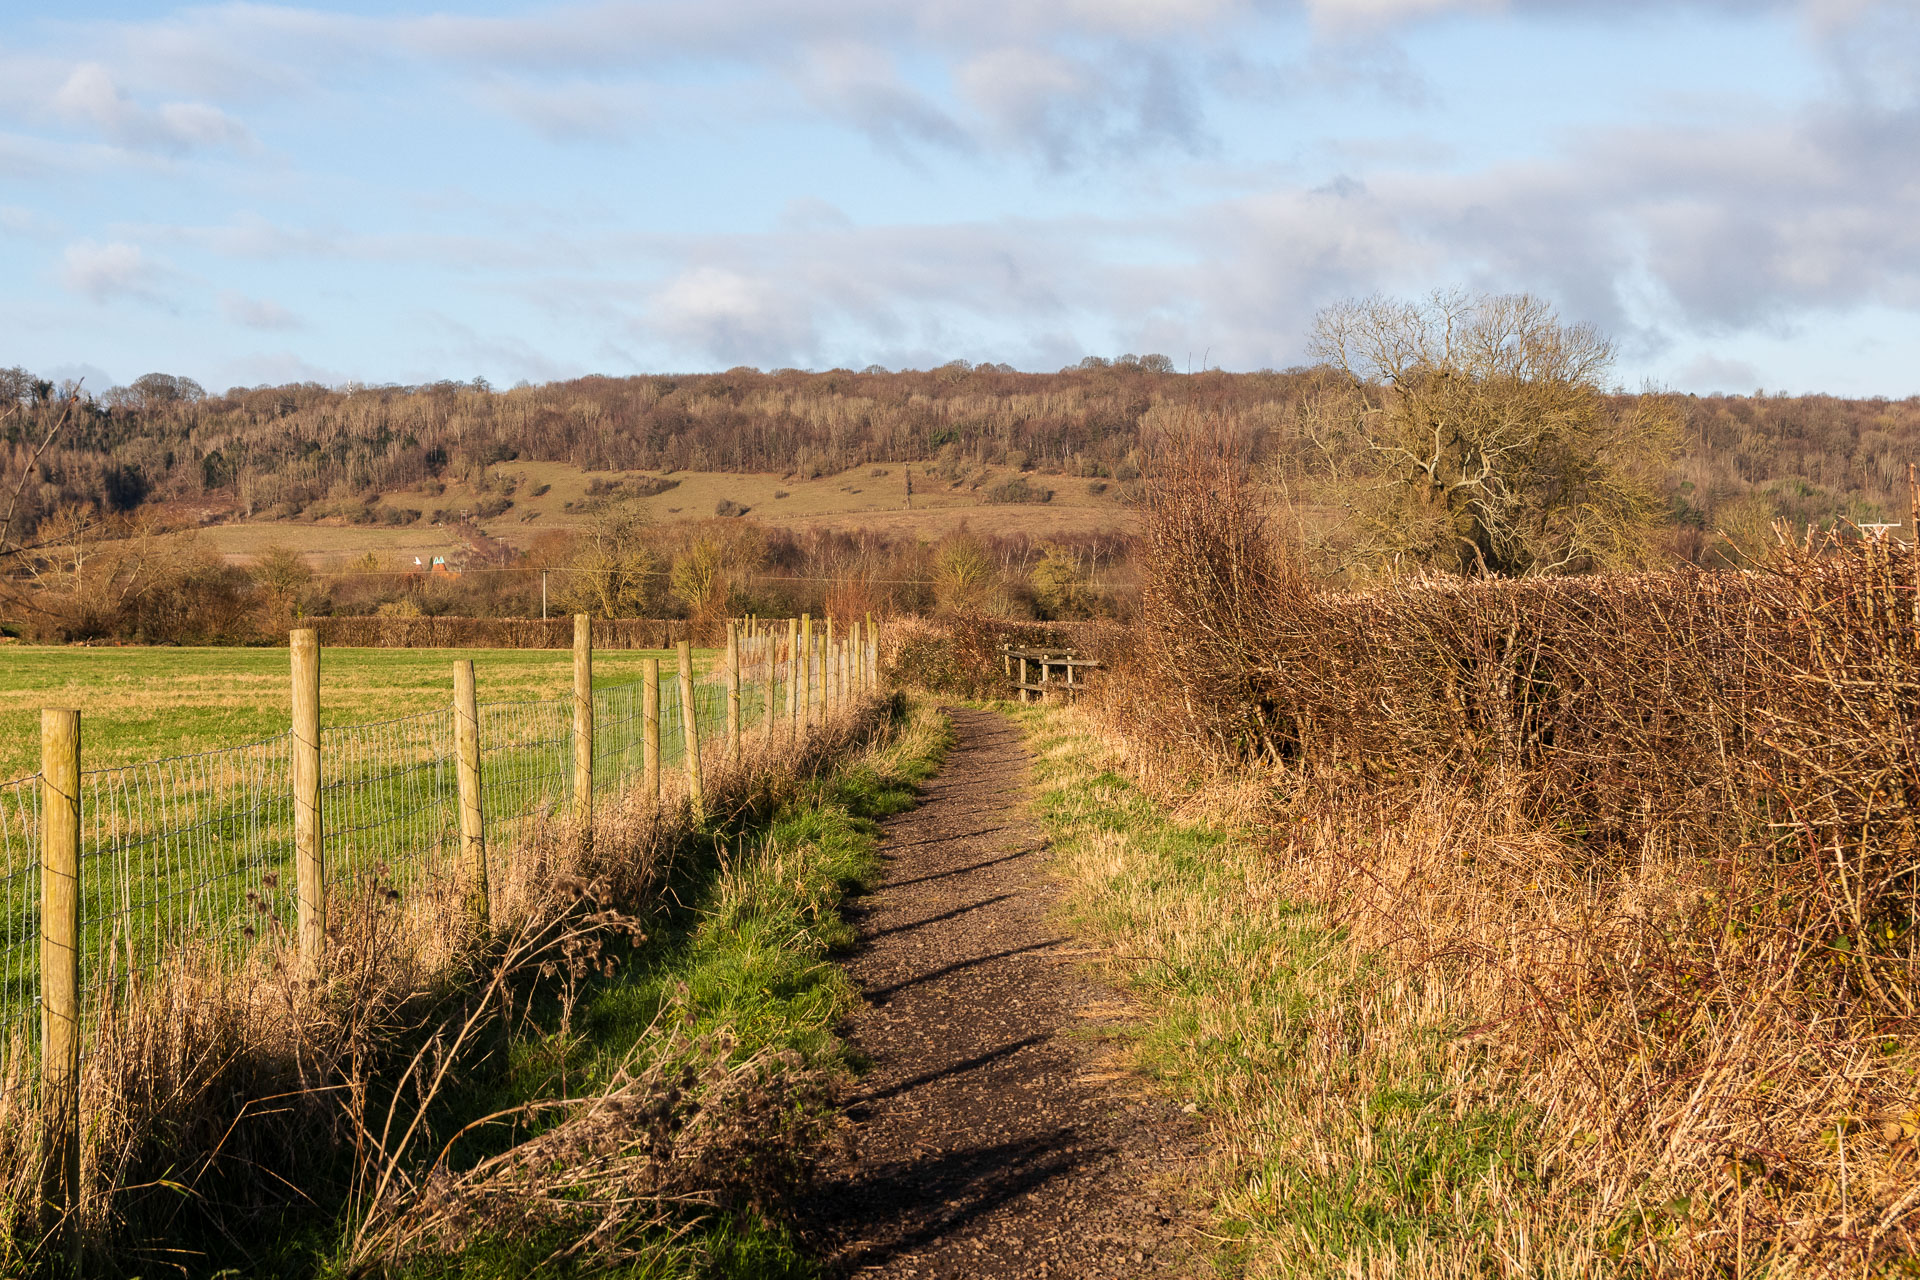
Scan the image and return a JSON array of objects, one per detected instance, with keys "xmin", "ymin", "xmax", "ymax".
[{"xmin": 798, "ymin": 707, "xmax": 1204, "ymax": 1278}]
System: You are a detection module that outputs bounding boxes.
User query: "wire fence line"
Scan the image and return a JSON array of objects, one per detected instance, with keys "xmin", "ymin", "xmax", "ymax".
[{"xmin": 0, "ymin": 619, "xmax": 880, "ymax": 1086}]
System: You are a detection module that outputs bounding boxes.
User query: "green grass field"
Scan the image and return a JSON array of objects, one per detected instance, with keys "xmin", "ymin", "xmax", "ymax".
[{"xmin": 0, "ymin": 644, "xmax": 723, "ymax": 781}]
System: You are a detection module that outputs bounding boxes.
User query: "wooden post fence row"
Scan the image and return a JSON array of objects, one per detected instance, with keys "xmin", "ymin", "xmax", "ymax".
[{"xmin": 27, "ymin": 610, "xmax": 886, "ymax": 1233}]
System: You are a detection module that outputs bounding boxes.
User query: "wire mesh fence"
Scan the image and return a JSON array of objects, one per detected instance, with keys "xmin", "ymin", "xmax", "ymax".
[
  {"xmin": 0, "ymin": 629, "xmax": 875, "ymax": 1091},
  {"xmin": 0, "ymin": 774, "xmax": 40, "ymax": 1054}
]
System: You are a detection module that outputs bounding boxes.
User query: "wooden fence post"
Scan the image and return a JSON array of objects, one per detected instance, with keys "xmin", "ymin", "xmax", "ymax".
[
  {"xmin": 725, "ymin": 621, "xmax": 742, "ymax": 765},
  {"xmin": 799, "ymin": 614, "xmax": 813, "ymax": 731},
  {"xmin": 572, "ymin": 615, "xmax": 593, "ymax": 836},
  {"xmin": 761, "ymin": 626, "xmax": 779, "ymax": 746},
  {"xmin": 290, "ymin": 628, "xmax": 325, "ymax": 973},
  {"xmin": 38, "ymin": 708, "xmax": 80, "ymax": 1239},
  {"xmin": 823, "ymin": 616, "xmax": 835, "ymax": 721},
  {"xmin": 642, "ymin": 657, "xmax": 661, "ymax": 805},
  {"xmin": 844, "ymin": 621, "xmax": 857, "ymax": 702},
  {"xmin": 1019, "ymin": 652, "xmax": 1031, "ymax": 703},
  {"xmin": 452, "ymin": 660, "xmax": 488, "ymax": 932},
  {"xmin": 786, "ymin": 618, "xmax": 801, "ymax": 743},
  {"xmin": 677, "ymin": 641, "xmax": 704, "ymax": 812}
]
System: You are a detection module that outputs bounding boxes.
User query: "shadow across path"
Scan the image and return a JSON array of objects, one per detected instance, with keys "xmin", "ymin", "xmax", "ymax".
[{"xmin": 794, "ymin": 706, "xmax": 1204, "ymax": 1279}]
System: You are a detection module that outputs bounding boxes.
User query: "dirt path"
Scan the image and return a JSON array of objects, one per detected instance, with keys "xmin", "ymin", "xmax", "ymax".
[{"xmin": 797, "ymin": 707, "xmax": 1205, "ymax": 1278}]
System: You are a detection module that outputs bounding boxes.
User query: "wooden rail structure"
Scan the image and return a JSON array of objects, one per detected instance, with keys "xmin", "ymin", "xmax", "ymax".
[{"xmin": 1003, "ymin": 645, "xmax": 1100, "ymax": 702}]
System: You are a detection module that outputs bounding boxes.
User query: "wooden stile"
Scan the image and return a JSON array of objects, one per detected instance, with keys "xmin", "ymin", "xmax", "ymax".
[{"xmin": 452, "ymin": 659, "xmax": 488, "ymax": 930}]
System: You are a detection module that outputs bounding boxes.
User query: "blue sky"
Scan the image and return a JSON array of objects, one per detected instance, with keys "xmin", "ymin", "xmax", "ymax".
[{"xmin": 3, "ymin": 0, "xmax": 1917, "ymax": 395}]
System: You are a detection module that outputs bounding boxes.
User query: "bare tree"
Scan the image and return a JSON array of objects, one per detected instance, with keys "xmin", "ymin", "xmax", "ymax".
[{"xmin": 1307, "ymin": 290, "xmax": 1678, "ymax": 578}]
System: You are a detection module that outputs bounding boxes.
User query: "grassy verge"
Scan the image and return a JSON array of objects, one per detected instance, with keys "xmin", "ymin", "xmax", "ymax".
[
  {"xmin": 316, "ymin": 698, "xmax": 951, "ymax": 1280},
  {"xmin": 1008, "ymin": 700, "xmax": 1556, "ymax": 1279}
]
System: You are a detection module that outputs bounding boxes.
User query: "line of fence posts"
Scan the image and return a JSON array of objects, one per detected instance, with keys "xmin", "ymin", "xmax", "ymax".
[{"xmin": 24, "ymin": 610, "xmax": 888, "ymax": 1234}]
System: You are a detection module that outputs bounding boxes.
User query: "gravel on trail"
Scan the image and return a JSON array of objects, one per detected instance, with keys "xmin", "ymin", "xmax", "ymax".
[{"xmin": 796, "ymin": 706, "xmax": 1208, "ymax": 1279}]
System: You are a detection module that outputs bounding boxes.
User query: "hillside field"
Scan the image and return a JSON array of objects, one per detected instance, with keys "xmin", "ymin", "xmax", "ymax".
[
  {"xmin": 194, "ymin": 460, "xmax": 1135, "ymax": 567},
  {"xmin": 0, "ymin": 644, "xmax": 715, "ymax": 781}
]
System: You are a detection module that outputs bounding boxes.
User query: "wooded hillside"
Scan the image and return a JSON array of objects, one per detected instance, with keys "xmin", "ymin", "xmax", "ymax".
[{"xmin": 5, "ymin": 362, "xmax": 1917, "ymax": 550}]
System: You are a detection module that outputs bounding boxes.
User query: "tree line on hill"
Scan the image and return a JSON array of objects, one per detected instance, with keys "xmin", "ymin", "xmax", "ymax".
[
  {"xmin": 7, "ymin": 292, "xmax": 1919, "ymax": 643},
  {"xmin": 4, "ymin": 355, "xmax": 1915, "ymax": 554}
]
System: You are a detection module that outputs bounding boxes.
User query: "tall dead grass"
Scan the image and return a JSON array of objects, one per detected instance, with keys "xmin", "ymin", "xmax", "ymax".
[
  {"xmin": 0, "ymin": 696, "xmax": 899, "ymax": 1274},
  {"xmin": 1093, "ymin": 427, "xmax": 1920, "ymax": 1273}
]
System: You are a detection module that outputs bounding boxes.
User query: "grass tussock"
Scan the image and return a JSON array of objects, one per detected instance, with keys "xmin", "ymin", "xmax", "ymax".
[{"xmin": 0, "ymin": 694, "xmax": 940, "ymax": 1277}]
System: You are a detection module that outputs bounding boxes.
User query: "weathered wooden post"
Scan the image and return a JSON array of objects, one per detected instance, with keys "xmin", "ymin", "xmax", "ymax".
[
  {"xmin": 677, "ymin": 641, "xmax": 704, "ymax": 812},
  {"xmin": 1042, "ymin": 654, "xmax": 1053, "ymax": 701},
  {"xmin": 761, "ymin": 625, "xmax": 779, "ymax": 745},
  {"xmin": 786, "ymin": 617, "xmax": 801, "ymax": 743},
  {"xmin": 799, "ymin": 614, "xmax": 813, "ymax": 731},
  {"xmin": 1019, "ymin": 652, "xmax": 1031, "ymax": 703},
  {"xmin": 642, "ymin": 657, "xmax": 661, "ymax": 805},
  {"xmin": 452, "ymin": 659, "xmax": 488, "ymax": 930},
  {"xmin": 290, "ymin": 628, "xmax": 325, "ymax": 971},
  {"xmin": 38, "ymin": 708, "xmax": 80, "ymax": 1236},
  {"xmin": 846, "ymin": 620, "xmax": 859, "ymax": 701},
  {"xmin": 572, "ymin": 614, "xmax": 593, "ymax": 835},
  {"xmin": 823, "ymin": 616, "xmax": 835, "ymax": 721},
  {"xmin": 725, "ymin": 621, "xmax": 742, "ymax": 765}
]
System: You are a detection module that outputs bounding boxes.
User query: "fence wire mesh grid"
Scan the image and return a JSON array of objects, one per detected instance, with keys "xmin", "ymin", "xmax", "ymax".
[{"xmin": 0, "ymin": 642, "xmax": 865, "ymax": 1078}]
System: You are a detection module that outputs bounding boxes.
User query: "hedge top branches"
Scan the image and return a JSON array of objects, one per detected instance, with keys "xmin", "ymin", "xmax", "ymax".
[{"xmin": 1308, "ymin": 289, "xmax": 1679, "ymax": 579}]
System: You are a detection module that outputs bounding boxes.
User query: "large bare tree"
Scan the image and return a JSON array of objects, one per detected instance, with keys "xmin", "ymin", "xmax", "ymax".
[{"xmin": 1306, "ymin": 290, "xmax": 1678, "ymax": 578}]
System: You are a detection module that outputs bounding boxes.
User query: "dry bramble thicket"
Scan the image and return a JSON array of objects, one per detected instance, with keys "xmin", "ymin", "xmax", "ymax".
[
  {"xmin": 0, "ymin": 699, "xmax": 898, "ymax": 1275},
  {"xmin": 1096, "ymin": 425, "xmax": 1920, "ymax": 1273}
]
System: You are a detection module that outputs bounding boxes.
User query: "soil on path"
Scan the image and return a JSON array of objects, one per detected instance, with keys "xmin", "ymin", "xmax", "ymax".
[{"xmin": 797, "ymin": 707, "xmax": 1206, "ymax": 1278}]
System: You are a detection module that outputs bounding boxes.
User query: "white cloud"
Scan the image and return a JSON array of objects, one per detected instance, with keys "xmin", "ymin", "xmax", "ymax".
[
  {"xmin": 0, "ymin": 204, "xmax": 57, "ymax": 237},
  {"xmin": 51, "ymin": 62, "xmax": 252, "ymax": 154},
  {"xmin": 59, "ymin": 239, "xmax": 172, "ymax": 304},
  {"xmin": 1305, "ymin": 0, "xmax": 1504, "ymax": 28},
  {"xmin": 1670, "ymin": 352, "xmax": 1764, "ymax": 392},
  {"xmin": 647, "ymin": 266, "xmax": 822, "ymax": 366},
  {"xmin": 219, "ymin": 290, "xmax": 301, "ymax": 330},
  {"xmin": 484, "ymin": 78, "xmax": 650, "ymax": 142}
]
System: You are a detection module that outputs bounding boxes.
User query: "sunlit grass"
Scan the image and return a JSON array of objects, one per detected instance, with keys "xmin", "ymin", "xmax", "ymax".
[{"xmin": 0, "ymin": 645, "xmax": 720, "ymax": 780}]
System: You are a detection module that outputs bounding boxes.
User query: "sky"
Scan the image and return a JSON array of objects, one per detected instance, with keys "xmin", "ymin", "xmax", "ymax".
[{"xmin": 2, "ymin": 0, "xmax": 1918, "ymax": 396}]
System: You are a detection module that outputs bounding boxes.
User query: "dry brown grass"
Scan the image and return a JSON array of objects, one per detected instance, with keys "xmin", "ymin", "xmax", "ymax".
[
  {"xmin": 0, "ymin": 695, "xmax": 898, "ymax": 1273},
  {"xmin": 1063, "ymin": 428, "xmax": 1920, "ymax": 1274}
]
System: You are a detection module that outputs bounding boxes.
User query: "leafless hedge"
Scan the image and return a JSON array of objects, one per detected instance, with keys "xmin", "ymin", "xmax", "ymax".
[{"xmin": 1103, "ymin": 426, "xmax": 1920, "ymax": 1269}]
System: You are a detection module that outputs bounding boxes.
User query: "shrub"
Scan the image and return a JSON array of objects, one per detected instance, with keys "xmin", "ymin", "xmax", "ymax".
[{"xmin": 984, "ymin": 477, "xmax": 1052, "ymax": 505}]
